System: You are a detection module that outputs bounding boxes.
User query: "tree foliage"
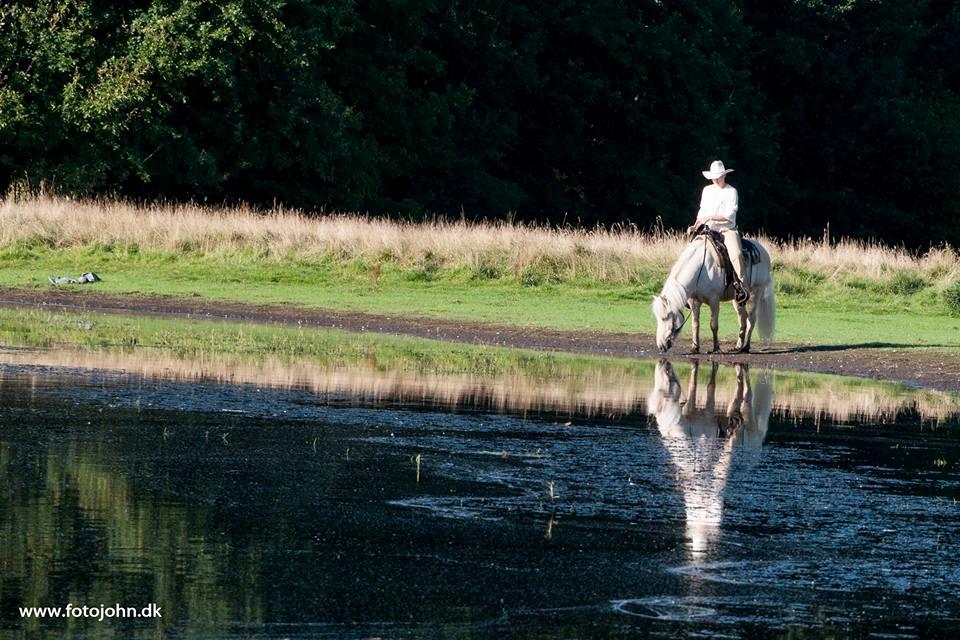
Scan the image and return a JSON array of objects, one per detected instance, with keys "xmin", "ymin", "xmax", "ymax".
[{"xmin": 1, "ymin": 0, "xmax": 958, "ymax": 246}]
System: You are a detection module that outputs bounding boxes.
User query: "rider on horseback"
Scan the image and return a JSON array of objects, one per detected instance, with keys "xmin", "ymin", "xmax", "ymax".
[{"xmin": 687, "ymin": 160, "xmax": 750, "ymax": 304}]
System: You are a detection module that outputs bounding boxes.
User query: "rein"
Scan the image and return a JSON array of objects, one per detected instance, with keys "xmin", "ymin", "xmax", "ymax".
[
  {"xmin": 671, "ymin": 237, "xmax": 709, "ymax": 335},
  {"xmin": 694, "ymin": 237, "xmax": 707, "ymax": 291},
  {"xmin": 675, "ymin": 306, "xmax": 690, "ymax": 334}
]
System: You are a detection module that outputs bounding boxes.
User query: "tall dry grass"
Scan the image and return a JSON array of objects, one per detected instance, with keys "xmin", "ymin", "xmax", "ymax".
[{"xmin": 1, "ymin": 195, "xmax": 957, "ymax": 285}]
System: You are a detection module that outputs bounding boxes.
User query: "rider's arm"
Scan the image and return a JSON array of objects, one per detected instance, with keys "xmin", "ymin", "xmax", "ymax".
[
  {"xmin": 702, "ymin": 187, "xmax": 737, "ymax": 225},
  {"xmin": 695, "ymin": 185, "xmax": 712, "ymax": 223},
  {"xmin": 718, "ymin": 187, "xmax": 738, "ymax": 227}
]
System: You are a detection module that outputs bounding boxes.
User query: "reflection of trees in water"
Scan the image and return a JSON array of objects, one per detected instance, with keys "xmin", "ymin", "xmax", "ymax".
[
  {"xmin": 648, "ymin": 360, "xmax": 773, "ymax": 559},
  {"xmin": 0, "ymin": 347, "xmax": 953, "ymax": 422},
  {"xmin": 0, "ymin": 407, "xmax": 265, "ymax": 636},
  {"xmin": 0, "ymin": 349, "xmax": 953, "ymax": 635}
]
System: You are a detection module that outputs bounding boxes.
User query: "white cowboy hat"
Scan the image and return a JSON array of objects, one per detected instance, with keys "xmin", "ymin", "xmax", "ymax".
[{"xmin": 702, "ymin": 160, "xmax": 734, "ymax": 180}]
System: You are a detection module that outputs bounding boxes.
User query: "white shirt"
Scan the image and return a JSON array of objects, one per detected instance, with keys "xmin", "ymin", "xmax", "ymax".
[{"xmin": 696, "ymin": 183, "xmax": 738, "ymax": 231}]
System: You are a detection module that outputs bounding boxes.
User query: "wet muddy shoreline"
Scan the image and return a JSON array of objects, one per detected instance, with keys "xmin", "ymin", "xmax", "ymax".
[{"xmin": 0, "ymin": 287, "xmax": 957, "ymax": 393}]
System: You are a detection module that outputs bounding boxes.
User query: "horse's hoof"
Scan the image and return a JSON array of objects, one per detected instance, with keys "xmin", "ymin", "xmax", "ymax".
[
  {"xmin": 690, "ymin": 347, "xmax": 700, "ymax": 354},
  {"xmin": 710, "ymin": 348, "xmax": 722, "ymax": 354}
]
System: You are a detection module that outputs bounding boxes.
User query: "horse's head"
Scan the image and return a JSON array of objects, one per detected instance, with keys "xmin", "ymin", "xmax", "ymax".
[
  {"xmin": 648, "ymin": 359, "xmax": 683, "ymax": 431},
  {"xmin": 652, "ymin": 294, "xmax": 684, "ymax": 352},
  {"xmin": 648, "ymin": 359, "xmax": 681, "ymax": 408}
]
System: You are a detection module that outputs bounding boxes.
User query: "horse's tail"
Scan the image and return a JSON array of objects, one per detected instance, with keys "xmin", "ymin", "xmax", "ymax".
[{"xmin": 757, "ymin": 277, "xmax": 776, "ymax": 342}]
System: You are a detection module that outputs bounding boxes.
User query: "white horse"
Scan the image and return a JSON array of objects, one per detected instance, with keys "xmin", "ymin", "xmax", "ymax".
[
  {"xmin": 647, "ymin": 360, "xmax": 772, "ymax": 557},
  {"xmin": 652, "ymin": 235, "xmax": 776, "ymax": 353}
]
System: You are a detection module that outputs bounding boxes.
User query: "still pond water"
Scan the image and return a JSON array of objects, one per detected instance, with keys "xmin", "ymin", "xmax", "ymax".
[{"xmin": 0, "ymin": 346, "xmax": 959, "ymax": 639}]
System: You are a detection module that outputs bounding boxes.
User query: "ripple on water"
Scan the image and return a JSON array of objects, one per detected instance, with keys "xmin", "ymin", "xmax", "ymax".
[
  {"xmin": 611, "ymin": 596, "xmax": 716, "ymax": 621},
  {"xmin": 388, "ymin": 496, "xmax": 506, "ymax": 522},
  {"xmin": 611, "ymin": 595, "xmax": 863, "ymax": 630},
  {"xmin": 670, "ymin": 558, "xmax": 960, "ymax": 603}
]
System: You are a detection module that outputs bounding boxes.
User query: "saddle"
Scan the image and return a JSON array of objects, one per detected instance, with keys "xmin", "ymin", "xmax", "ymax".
[{"xmin": 692, "ymin": 226, "xmax": 760, "ymax": 291}]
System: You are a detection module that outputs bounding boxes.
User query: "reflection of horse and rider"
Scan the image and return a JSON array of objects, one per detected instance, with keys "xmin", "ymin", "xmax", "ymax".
[
  {"xmin": 653, "ymin": 160, "xmax": 777, "ymax": 354},
  {"xmin": 647, "ymin": 359, "xmax": 773, "ymax": 558}
]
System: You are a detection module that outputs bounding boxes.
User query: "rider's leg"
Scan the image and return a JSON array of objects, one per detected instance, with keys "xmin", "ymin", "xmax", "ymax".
[
  {"xmin": 722, "ymin": 229, "xmax": 746, "ymax": 283},
  {"xmin": 722, "ymin": 229, "xmax": 749, "ymax": 302}
]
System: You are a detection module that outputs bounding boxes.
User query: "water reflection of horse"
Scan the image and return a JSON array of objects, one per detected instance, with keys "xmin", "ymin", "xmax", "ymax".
[
  {"xmin": 647, "ymin": 360, "xmax": 773, "ymax": 558},
  {"xmin": 652, "ymin": 236, "xmax": 776, "ymax": 353}
]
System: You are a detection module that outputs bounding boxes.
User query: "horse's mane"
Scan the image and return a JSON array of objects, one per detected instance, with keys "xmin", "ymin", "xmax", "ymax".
[
  {"xmin": 667, "ymin": 237, "xmax": 710, "ymax": 282},
  {"xmin": 661, "ymin": 238, "xmax": 711, "ymax": 313}
]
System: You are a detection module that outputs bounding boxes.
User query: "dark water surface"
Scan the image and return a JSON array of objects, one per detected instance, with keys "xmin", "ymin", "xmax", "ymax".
[{"xmin": 1, "ymin": 353, "xmax": 959, "ymax": 639}]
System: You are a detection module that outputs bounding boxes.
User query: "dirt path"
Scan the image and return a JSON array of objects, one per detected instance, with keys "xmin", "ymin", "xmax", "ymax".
[{"xmin": 0, "ymin": 288, "xmax": 957, "ymax": 393}]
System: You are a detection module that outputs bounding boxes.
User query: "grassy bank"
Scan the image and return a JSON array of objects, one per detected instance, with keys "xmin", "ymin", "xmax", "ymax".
[
  {"xmin": 0, "ymin": 307, "xmax": 577, "ymax": 376},
  {"xmin": 0, "ymin": 307, "xmax": 955, "ymax": 422},
  {"xmin": 1, "ymin": 196, "xmax": 959, "ymax": 347}
]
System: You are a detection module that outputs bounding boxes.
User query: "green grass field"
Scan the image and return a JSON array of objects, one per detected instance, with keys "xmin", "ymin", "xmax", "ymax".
[
  {"xmin": 0, "ymin": 243, "xmax": 958, "ymax": 348},
  {"xmin": 0, "ymin": 306, "xmax": 954, "ymax": 422}
]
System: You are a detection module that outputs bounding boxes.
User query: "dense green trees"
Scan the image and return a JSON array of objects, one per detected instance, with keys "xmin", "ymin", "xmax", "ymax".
[{"xmin": 1, "ymin": 1, "xmax": 957, "ymax": 246}]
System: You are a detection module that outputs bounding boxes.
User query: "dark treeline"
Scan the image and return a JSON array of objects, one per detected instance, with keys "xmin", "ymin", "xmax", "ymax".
[{"xmin": 1, "ymin": 1, "xmax": 958, "ymax": 246}]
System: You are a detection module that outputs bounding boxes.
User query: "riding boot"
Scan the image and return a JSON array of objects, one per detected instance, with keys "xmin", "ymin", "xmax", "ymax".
[
  {"xmin": 723, "ymin": 229, "xmax": 751, "ymax": 304},
  {"xmin": 731, "ymin": 251, "xmax": 750, "ymax": 303}
]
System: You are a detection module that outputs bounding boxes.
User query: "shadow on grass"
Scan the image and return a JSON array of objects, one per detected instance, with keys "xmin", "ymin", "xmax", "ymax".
[{"xmin": 764, "ymin": 342, "xmax": 957, "ymax": 354}]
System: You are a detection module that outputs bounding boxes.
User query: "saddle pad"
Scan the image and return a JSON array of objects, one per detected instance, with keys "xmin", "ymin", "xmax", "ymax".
[{"xmin": 742, "ymin": 239, "xmax": 762, "ymax": 265}]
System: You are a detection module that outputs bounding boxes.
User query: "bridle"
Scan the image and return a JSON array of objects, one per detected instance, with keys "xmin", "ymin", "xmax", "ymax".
[{"xmin": 672, "ymin": 306, "xmax": 689, "ymax": 338}]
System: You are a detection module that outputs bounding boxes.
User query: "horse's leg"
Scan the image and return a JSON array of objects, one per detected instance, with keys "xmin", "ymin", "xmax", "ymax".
[
  {"xmin": 721, "ymin": 363, "xmax": 747, "ymax": 437},
  {"xmin": 730, "ymin": 363, "xmax": 745, "ymax": 409},
  {"xmin": 740, "ymin": 363, "xmax": 753, "ymax": 421},
  {"xmin": 706, "ymin": 361, "xmax": 719, "ymax": 408},
  {"xmin": 683, "ymin": 360, "xmax": 699, "ymax": 417},
  {"xmin": 690, "ymin": 300, "xmax": 702, "ymax": 353},
  {"xmin": 742, "ymin": 295, "xmax": 759, "ymax": 353},
  {"xmin": 734, "ymin": 300, "xmax": 749, "ymax": 352},
  {"xmin": 709, "ymin": 300, "xmax": 721, "ymax": 353}
]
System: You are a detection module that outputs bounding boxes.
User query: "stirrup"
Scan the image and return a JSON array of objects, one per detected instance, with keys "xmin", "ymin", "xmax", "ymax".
[{"xmin": 733, "ymin": 282, "xmax": 750, "ymax": 304}]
